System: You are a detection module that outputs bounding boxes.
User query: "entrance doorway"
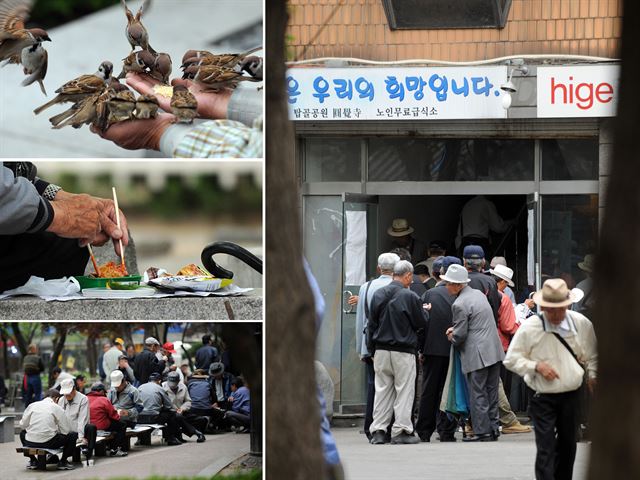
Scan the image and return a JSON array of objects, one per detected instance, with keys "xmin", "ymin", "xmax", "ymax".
[{"xmin": 378, "ymin": 194, "xmax": 530, "ymax": 297}]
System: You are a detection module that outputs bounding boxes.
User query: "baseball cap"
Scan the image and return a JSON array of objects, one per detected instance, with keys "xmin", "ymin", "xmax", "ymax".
[
  {"xmin": 145, "ymin": 337, "xmax": 160, "ymax": 346},
  {"xmin": 429, "ymin": 240, "xmax": 446, "ymax": 251},
  {"xmin": 167, "ymin": 371, "xmax": 180, "ymax": 386},
  {"xmin": 441, "ymin": 256, "xmax": 462, "ymax": 273},
  {"xmin": 163, "ymin": 342, "xmax": 176, "ymax": 353},
  {"xmin": 60, "ymin": 378, "xmax": 75, "ymax": 395},
  {"xmin": 432, "ymin": 256, "xmax": 444, "ymax": 275},
  {"xmin": 148, "ymin": 372, "xmax": 162, "ymax": 382},
  {"xmin": 114, "ymin": 337, "xmax": 124, "ymax": 346},
  {"xmin": 463, "ymin": 245, "xmax": 485, "ymax": 259},
  {"xmin": 110, "ymin": 370, "xmax": 124, "ymax": 387},
  {"xmin": 91, "ymin": 382, "xmax": 106, "ymax": 392}
]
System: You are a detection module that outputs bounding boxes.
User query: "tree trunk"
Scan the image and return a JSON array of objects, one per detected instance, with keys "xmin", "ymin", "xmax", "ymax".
[
  {"xmin": 266, "ymin": 2, "xmax": 325, "ymax": 479},
  {"xmin": 588, "ymin": 1, "xmax": 640, "ymax": 478},
  {"xmin": 86, "ymin": 336, "xmax": 97, "ymax": 379},
  {"xmin": 220, "ymin": 323, "xmax": 262, "ymax": 456},
  {"xmin": 48, "ymin": 325, "xmax": 68, "ymax": 388},
  {"xmin": 10, "ymin": 324, "xmax": 29, "ymax": 357}
]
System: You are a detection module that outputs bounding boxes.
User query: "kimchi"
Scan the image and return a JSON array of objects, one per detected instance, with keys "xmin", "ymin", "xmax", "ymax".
[{"xmin": 96, "ymin": 261, "xmax": 128, "ymax": 278}]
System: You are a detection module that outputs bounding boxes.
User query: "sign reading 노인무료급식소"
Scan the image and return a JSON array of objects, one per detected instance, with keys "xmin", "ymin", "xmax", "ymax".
[
  {"xmin": 287, "ymin": 67, "xmax": 509, "ymax": 121},
  {"xmin": 537, "ymin": 65, "xmax": 620, "ymax": 118}
]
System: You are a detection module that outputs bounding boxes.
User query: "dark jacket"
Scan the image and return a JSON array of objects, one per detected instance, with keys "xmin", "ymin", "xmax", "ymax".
[
  {"xmin": 195, "ymin": 345, "xmax": 219, "ymax": 371},
  {"xmin": 133, "ymin": 347, "xmax": 165, "ymax": 385},
  {"xmin": 468, "ymin": 271, "xmax": 501, "ymax": 324},
  {"xmin": 410, "ymin": 275, "xmax": 427, "ymax": 296},
  {"xmin": 421, "ymin": 284, "xmax": 455, "ymax": 357},
  {"xmin": 368, "ymin": 280, "xmax": 428, "ymax": 354},
  {"xmin": 187, "ymin": 376, "xmax": 216, "ymax": 410},
  {"xmin": 23, "ymin": 354, "xmax": 44, "ymax": 375}
]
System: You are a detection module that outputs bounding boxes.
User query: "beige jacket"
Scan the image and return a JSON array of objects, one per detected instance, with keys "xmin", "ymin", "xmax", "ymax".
[{"xmin": 504, "ymin": 311, "xmax": 597, "ymax": 394}]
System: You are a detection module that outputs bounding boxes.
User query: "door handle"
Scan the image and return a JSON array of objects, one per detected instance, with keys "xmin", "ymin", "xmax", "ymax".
[{"xmin": 343, "ymin": 290, "xmax": 354, "ymax": 314}]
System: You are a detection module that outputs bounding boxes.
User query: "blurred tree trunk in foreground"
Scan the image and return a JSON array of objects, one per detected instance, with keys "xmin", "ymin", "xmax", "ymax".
[
  {"xmin": 266, "ymin": 1, "xmax": 325, "ymax": 479},
  {"xmin": 589, "ymin": 1, "xmax": 640, "ymax": 478}
]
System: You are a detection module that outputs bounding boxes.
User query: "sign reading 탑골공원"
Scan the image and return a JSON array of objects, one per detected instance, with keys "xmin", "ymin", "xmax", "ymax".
[{"xmin": 287, "ymin": 64, "xmax": 619, "ymax": 120}]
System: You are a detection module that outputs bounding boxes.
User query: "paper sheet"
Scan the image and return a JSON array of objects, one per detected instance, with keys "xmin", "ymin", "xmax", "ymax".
[{"xmin": 344, "ymin": 210, "xmax": 367, "ymax": 285}]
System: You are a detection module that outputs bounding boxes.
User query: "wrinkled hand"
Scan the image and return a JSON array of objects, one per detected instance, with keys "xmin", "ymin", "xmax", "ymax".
[
  {"xmin": 93, "ymin": 198, "xmax": 129, "ymax": 256},
  {"xmin": 536, "ymin": 361, "xmax": 560, "ymax": 381},
  {"xmin": 47, "ymin": 193, "xmax": 102, "ymax": 245},
  {"xmin": 126, "ymin": 73, "xmax": 232, "ymax": 120},
  {"xmin": 91, "ymin": 113, "xmax": 175, "ymax": 151},
  {"xmin": 347, "ymin": 294, "xmax": 359, "ymax": 306},
  {"xmin": 445, "ymin": 327, "xmax": 454, "ymax": 342},
  {"xmin": 525, "ymin": 298, "xmax": 535, "ymax": 309}
]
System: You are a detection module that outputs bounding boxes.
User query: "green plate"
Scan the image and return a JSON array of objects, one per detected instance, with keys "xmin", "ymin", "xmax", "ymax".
[{"xmin": 74, "ymin": 275, "xmax": 142, "ymax": 291}]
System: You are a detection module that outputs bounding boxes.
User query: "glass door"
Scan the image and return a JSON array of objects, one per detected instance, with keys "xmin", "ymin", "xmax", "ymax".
[{"xmin": 340, "ymin": 193, "xmax": 378, "ymax": 410}]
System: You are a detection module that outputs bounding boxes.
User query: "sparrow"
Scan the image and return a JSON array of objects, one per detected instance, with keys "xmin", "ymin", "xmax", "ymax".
[
  {"xmin": 170, "ymin": 85, "xmax": 197, "ymax": 124},
  {"xmin": 34, "ymin": 61, "xmax": 113, "ymax": 115},
  {"xmin": 106, "ymin": 88, "xmax": 137, "ymax": 124},
  {"xmin": 180, "ymin": 46, "xmax": 261, "ymax": 71},
  {"xmin": 134, "ymin": 94, "xmax": 159, "ymax": 119},
  {"xmin": 145, "ymin": 52, "xmax": 172, "ymax": 84},
  {"xmin": 183, "ymin": 64, "xmax": 260, "ymax": 92},
  {"xmin": 2, "ymin": 41, "xmax": 48, "ymax": 95},
  {"xmin": 117, "ymin": 49, "xmax": 155, "ymax": 79},
  {"xmin": 93, "ymin": 78, "xmax": 132, "ymax": 131},
  {"xmin": 239, "ymin": 55, "xmax": 263, "ymax": 81},
  {"xmin": 120, "ymin": 0, "xmax": 155, "ymax": 53},
  {"xmin": 49, "ymin": 93, "xmax": 101, "ymax": 130},
  {"xmin": 0, "ymin": 0, "xmax": 51, "ymax": 93}
]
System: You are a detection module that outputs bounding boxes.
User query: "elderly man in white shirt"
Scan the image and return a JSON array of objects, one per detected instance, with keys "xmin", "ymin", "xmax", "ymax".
[
  {"xmin": 504, "ymin": 278, "xmax": 597, "ymax": 480},
  {"xmin": 19, "ymin": 389, "xmax": 77, "ymax": 470},
  {"xmin": 57, "ymin": 378, "xmax": 97, "ymax": 461}
]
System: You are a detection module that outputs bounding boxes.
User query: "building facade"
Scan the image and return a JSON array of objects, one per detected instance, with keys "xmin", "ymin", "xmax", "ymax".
[{"xmin": 287, "ymin": 0, "xmax": 621, "ymax": 413}]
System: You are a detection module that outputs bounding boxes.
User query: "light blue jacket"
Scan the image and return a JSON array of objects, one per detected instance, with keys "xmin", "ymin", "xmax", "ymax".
[{"xmin": 355, "ymin": 274, "xmax": 393, "ymax": 358}]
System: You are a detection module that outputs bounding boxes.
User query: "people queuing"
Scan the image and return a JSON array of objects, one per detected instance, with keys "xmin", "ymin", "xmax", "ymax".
[{"xmin": 356, "ymin": 236, "xmax": 597, "ymax": 480}]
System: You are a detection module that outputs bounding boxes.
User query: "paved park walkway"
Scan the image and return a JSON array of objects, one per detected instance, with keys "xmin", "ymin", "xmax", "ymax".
[
  {"xmin": 333, "ymin": 427, "xmax": 590, "ymax": 480},
  {"xmin": 1, "ymin": 431, "xmax": 249, "ymax": 479}
]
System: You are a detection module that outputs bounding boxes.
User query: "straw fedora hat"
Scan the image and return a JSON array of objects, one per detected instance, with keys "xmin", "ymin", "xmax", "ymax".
[
  {"xmin": 387, "ymin": 218, "xmax": 414, "ymax": 237},
  {"xmin": 440, "ymin": 264, "xmax": 471, "ymax": 284},
  {"xmin": 533, "ymin": 278, "xmax": 580, "ymax": 308},
  {"xmin": 578, "ymin": 254, "xmax": 595, "ymax": 273},
  {"xmin": 490, "ymin": 264, "xmax": 515, "ymax": 287}
]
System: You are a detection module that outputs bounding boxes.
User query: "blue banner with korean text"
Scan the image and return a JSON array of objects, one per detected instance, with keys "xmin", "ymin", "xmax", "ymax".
[{"xmin": 287, "ymin": 67, "xmax": 509, "ymax": 121}]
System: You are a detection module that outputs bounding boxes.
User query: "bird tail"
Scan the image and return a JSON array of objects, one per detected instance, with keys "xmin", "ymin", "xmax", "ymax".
[
  {"xmin": 49, "ymin": 108, "xmax": 76, "ymax": 127},
  {"xmin": 34, "ymin": 96, "xmax": 61, "ymax": 115},
  {"xmin": 22, "ymin": 71, "xmax": 47, "ymax": 96}
]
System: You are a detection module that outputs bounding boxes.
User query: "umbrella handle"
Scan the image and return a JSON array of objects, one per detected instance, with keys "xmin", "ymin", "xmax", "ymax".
[{"xmin": 201, "ymin": 241, "xmax": 263, "ymax": 279}]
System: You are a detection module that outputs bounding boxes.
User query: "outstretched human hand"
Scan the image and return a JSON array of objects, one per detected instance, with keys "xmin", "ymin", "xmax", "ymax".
[
  {"xmin": 90, "ymin": 113, "xmax": 175, "ymax": 151},
  {"xmin": 125, "ymin": 73, "xmax": 232, "ymax": 120}
]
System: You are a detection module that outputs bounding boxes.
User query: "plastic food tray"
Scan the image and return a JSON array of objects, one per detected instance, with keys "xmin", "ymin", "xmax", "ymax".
[{"xmin": 74, "ymin": 275, "xmax": 142, "ymax": 290}]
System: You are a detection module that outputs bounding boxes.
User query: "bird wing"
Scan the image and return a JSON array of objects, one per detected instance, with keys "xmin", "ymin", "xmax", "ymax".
[
  {"xmin": 171, "ymin": 91, "xmax": 197, "ymax": 109},
  {"xmin": 56, "ymin": 74, "xmax": 105, "ymax": 95},
  {"xmin": 200, "ymin": 67, "xmax": 243, "ymax": 83},
  {"xmin": 120, "ymin": 0, "xmax": 133, "ymax": 20},
  {"xmin": 136, "ymin": 0, "xmax": 151, "ymax": 19},
  {"xmin": 0, "ymin": 0, "xmax": 33, "ymax": 38}
]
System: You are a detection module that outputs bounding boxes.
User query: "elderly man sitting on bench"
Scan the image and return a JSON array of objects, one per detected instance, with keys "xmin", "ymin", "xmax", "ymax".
[
  {"xmin": 87, "ymin": 382, "xmax": 129, "ymax": 457},
  {"xmin": 58, "ymin": 378, "xmax": 97, "ymax": 461},
  {"xmin": 108, "ymin": 370, "xmax": 143, "ymax": 427},
  {"xmin": 19, "ymin": 389, "xmax": 76, "ymax": 470}
]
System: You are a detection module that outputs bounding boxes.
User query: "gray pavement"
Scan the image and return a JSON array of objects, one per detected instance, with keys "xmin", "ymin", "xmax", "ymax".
[
  {"xmin": 1, "ymin": 431, "xmax": 249, "ymax": 479},
  {"xmin": 333, "ymin": 427, "xmax": 590, "ymax": 480}
]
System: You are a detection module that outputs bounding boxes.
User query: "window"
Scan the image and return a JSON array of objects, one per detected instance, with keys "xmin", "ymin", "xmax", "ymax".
[
  {"xmin": 381, "ymin": 0, "xmax": 512, "ymax": 30},
  {"xmin": 541, "ymin": 139, "xmax": 599, "ymax": 181},
  {"xmin": 304, "ymin": 138, "xmax": 361, "ymax": 182},
  {"xmin": 367, "ymin": 138, "xmax": 534, "ymax": 181}
]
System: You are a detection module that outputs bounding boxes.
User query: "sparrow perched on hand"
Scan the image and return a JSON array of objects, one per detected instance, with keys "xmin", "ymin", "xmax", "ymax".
[
  {"xmin": 180, "ymin": 46, "xmax": 261, "ymax": 71},
  {"xmin": 106, "ymin": 89, "xmax": 137, "ymax": 124},
  {"xmin": 170, "ymin": 85, "xmax": 197, "ymax": 124},
  {"xmin": 34, "ymin": 61, "xmax": 113, "ymax": 115},
  {"xmin": 94, "ymin": 79, "xmax": 130, "ymax": 131},
  {"xmin": 182, "ymin": 64, "xmax": 260, "ymax": 92},
  {"xmin": 134, "ymin": 94, "xmax": 159, "ymax": 119},
  {"xmin": 117, "ymin": 49, "xmax": 155, "ymax": 79},
  {"xmin": 49, "ymin": 93, "xmax": 101, "ymax": 130},
  {"xmin": 145, "ymin": 52, "xmax": 172, "ymax": 84},
  {"xmin": 120, "ymin": 0, "xmax": 155, "ymax": 53},
  {"xmin": 240, "ymin": 55, "xmax": 263, "ymax": 81},
  {"xmin": 0, "ymin": 0, "xmax": 51, "ymax": 93}
]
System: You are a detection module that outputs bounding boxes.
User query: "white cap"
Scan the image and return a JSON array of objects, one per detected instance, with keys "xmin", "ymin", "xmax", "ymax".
[
  {"xmin": 145, "ymin": 337, "xmax": 160, "ymax": 346},
  {"xmin": 110, "ymin": 370, "xmax": 124, "ymax": 387},
  {"xmin": 59, "ymin": 378, "xmax": 75, "ymax": 395}
]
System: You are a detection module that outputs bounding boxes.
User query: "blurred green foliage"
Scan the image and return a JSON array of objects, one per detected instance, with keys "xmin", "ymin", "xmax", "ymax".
[
  {"xmin": 30, "ymin": 0, "xmax": 120, "ymax": 29},
  {"xmin": 52, "ymin": 171, "xmax": 261, "ymax": 220}
]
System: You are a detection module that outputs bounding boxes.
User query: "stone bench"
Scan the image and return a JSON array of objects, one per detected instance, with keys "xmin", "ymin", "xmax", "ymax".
[
  {"xmin": 0, "ymin": 290, "xmax": 263, "ymax": 320},
  {"xmin": 0, "ymin": 416, "xmax": 14, "ymax": 443}
]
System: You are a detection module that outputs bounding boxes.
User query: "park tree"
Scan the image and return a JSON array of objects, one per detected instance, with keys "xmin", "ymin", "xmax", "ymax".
[
  {"xmin": 266, "ymin": 1, "xmax": 325, "ymax": 479},
  {"xmin": 588, "ymin": 0, "xmax": 640, "ymax": 478}
]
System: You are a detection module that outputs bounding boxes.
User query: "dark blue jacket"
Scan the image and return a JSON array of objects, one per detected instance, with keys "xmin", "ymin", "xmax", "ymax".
[{"xmin": 188, "ymin": 377, "xmax": 215, "ymax": 409}]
